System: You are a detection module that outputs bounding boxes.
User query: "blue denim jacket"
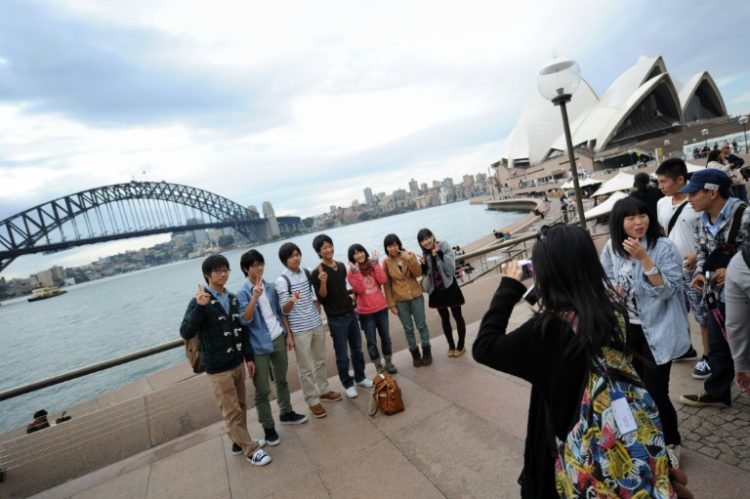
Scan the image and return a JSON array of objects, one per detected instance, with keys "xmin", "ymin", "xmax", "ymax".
[
  {"xmin": 237, "ymin": 279, "xmax": 284, "ymax": 355},
  {"xmin": 601, "ymin": 237, "xmax": 690, "ymax": 365}
]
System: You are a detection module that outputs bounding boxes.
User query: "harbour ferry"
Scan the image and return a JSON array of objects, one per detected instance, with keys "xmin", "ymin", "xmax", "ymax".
[{"xmin": 27, "ymin": 286, "xmax": 67, "ymax": 302}]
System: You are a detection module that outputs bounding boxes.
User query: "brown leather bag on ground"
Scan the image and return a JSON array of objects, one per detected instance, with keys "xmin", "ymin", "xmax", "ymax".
[
  {"xmin": 184, "ymin": 336, "xmax": 204, "ymax": 373},
  {"xmin": 368, "ymin": 373, "xmax": 404, "ymax": 416}
]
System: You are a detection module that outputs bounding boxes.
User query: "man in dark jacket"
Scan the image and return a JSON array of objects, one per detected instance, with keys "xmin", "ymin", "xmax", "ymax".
[{"xmin": 180, "ymin": 254, "xmax": 271, "ymax": 466}]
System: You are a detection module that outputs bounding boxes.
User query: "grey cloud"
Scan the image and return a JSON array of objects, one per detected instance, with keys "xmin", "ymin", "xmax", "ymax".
[{"xmin": 0, "ymin": 1, "xmax": 297, "ymax": 128}]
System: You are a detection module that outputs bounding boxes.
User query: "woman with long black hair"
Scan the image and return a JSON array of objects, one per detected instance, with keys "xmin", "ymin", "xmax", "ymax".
[{"xmin": 473, "ymin": 224, "xmax": 688, "ymax": 498}]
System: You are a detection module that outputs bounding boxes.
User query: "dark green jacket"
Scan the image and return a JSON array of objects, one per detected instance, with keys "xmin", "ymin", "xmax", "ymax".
[{"xmin": 179, "ymin": 288, "xmax": 253, "ymax": 374}]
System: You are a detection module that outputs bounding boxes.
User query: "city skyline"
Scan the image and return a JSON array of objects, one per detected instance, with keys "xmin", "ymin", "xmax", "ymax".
[{"xmin": 1, "ymin": 168, "xmax": 495, "ymax": 279}]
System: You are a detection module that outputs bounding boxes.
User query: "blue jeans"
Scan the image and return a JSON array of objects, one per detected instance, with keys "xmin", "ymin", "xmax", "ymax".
[
  {"xmin": 359, "ymin": 308, "xmax": 392, "ymax": 361},
  {"xmin": 395, "ymin": 295, "xmax": 430, "ymax": 349},
  {"xmin": 327, "ymin": 311, "xmax": 366, "ymax": 388}
]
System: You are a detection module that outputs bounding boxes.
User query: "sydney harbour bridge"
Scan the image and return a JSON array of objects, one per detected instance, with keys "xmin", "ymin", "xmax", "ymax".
[{"xmin": 0, "ymin": 181, "xmax": 301, "ymax": 274}]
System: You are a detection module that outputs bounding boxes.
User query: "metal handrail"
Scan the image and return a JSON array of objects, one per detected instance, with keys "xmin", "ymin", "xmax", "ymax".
[
  {"xmin": 0, "ymin": 216, "xmax": 574, "ymax": 403},
  {"xmin": 0, "ymin": 339, "xmax": 184, "ymax": 402}
]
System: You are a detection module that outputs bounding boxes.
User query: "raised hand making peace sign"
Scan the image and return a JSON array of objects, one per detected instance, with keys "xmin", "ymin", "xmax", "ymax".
[{"xmin": 196, "ymin": 284, "xmax": 211, "ymax": 306}]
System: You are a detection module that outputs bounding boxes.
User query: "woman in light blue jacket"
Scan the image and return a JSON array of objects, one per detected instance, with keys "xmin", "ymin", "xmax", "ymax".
[{"xmin": 601, "ymin": 197, "xmax": 690, "ymax": 454}]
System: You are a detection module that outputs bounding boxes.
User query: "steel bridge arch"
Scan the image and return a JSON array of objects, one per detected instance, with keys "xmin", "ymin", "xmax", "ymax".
[{"xmin": 0, "ymin": 181, "xmax": 266, "ymax": 273}]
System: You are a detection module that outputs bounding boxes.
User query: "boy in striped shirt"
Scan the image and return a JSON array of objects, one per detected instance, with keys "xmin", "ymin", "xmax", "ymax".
[{"xmin": 276, "ymin": 242, "xmax": 342, "ymax": 418}]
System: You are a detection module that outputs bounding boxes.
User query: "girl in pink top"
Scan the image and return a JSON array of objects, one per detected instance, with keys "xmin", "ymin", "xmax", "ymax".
[{"xmin": 347, "ymin": 244, "xmax": 397, "ymax": 374}]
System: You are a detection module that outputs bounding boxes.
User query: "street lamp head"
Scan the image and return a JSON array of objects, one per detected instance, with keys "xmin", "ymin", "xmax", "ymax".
[
  {"xmin": 701, "ymin": 128, "xmax": 709, "ymax": 136},
  {"xmin": 739, "ymin": 116, "xmax": 749, "ymax": 125},
  {"xmin": 664, "ymin": 139, "xmax": 670, "ymax": 146},
  {"xmin": 537, "ymin": 58, "xmax": 581, "ymax": 103}
]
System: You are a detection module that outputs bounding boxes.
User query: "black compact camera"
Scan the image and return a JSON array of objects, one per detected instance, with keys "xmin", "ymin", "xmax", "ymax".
[{"xmin": 520, "ymin": 259, "xmax": 534, "ymax": 280}]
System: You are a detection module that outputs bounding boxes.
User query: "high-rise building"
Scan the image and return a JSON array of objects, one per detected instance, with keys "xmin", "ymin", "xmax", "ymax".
[
  {"xmin": 462, "ymin": 174, "xmax": 475, "ymax": 189},
  {"xmin": 363, "ymin": 187, "xmax": 374, "ymax": 205},
  {"xmin": 408, "ymin": 178, "xmax": 419, "ymax": 197},
  {"xmin": 262, "ymin": 202, "xmax": 281, "ymax": 237},
  {"xmin": 443, "ymin": 177, "xmax": 454, "ymax": 188},
  {"xmin": 186, "ymin": 217, "xmax": 208, "ymax": 243},
  {"xmin": 420, "ymin": 182, "xmax": 428, "ymax": 193}
]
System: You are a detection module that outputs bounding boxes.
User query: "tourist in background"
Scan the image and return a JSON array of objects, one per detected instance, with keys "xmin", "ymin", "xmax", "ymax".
[
  {"xmin": 630, "ymin": 172, "xmax": 663, "ymax": 216},
  {"xmin": 180, "ymin": 254, "xmax": 271, "ymax": 466},
  {"xmin": 678, "ymin": 169, "xmax": 750, "ymax": 408},
  {"xmin": 417, "ymin": 228, "xmax": 467, "ymax": 357},
  {"xmin": 725, "ymin": 248, "xmax": 750, "ymax": 395},
  {"xmin": 707, "ymin": 147, "xmax": 747, "ymax": 201},
  {"xmin": 382, "ymin": 233, "xmax": 432, "ymax": 367},
  {"xmin": 310, "ymin": 235, "xmax": 373, "ymax": 399},
  {"xmin": 655, "ymin": 158, "xmax": 711, "ymax": 378},
  {"xmin": 276, "ymin": 242, "xmax": 342, "ymax": 419},
  {"xmin": 720, "ymin": 142, "xmax": 748, "ymax": 201},
  {"xmin": 238, "ymin": 249, "xmax": 308, "ymax": 447},
  {"xmin": 601, "ymin": 197, "xmax": 689, "ymax": 457},
  {"xmin": 346, "ymin": 243, "xmax": 397, "ymax": 375}
]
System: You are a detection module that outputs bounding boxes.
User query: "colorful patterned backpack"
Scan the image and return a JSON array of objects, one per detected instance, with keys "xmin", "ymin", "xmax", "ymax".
[{"xmin": 554, "ymin": 318, "xmax": 675, "ymax": 498}]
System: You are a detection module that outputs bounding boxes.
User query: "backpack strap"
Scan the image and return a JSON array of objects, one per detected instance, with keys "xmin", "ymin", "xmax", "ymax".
[
  {"xmin": 280, "ymin": 274, "xmax": 292, "ymax": 295},
  {"xmin": 742, "ymin": 246, "xmax": 750, "ymax": 270},
  {"xmin": 726, "ymin": 203, "xmax": 748, "ymax": 246},
  {"xmin": 667, "ymin": 200, "xmax": 688, "ymax": 236}
]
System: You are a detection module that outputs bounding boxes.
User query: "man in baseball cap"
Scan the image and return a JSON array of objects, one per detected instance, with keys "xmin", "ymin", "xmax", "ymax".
[
  {"xmin": 679, "ymin": 168, "xmax": 750, "ymax": 408},
  {"xmin": 677, "ymin": 168, "xmax": 732, "ymax": 195}
]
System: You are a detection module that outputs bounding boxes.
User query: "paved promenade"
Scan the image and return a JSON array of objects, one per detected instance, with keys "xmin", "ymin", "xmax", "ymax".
[{"xmin": 33, "ymin": 300, "xmax": 750, "ymax": 498}]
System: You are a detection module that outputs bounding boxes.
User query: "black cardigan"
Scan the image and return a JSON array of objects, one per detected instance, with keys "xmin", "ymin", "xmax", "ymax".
[{"xmin": 472, "ymin": 278, "xmax": 587, "ymax": 499}]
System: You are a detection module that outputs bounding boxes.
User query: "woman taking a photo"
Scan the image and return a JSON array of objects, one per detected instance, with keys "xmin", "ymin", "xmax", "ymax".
[
  {"xmin": 382, "ymin": 233, "xmax": 432, "ymax": 367},
  {"xmin": 473, "ymin": 224, "xmax": 687, "ymax": 498},
  {"xmin": 346, "ymin": 244, "xmax": 397, "ymax": 375},
  {"xmin": 601, "ymin": 197, "xmax": 690, "ymax": 456},
  {"xmin": 417, "ymin": 228, "xmax": 466, "ymax": 357}
]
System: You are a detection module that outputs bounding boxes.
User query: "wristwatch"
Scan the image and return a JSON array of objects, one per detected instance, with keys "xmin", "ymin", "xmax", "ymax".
[{"xmin": 643, "ymin": 265, "xmax": 660, "ymax": 276}]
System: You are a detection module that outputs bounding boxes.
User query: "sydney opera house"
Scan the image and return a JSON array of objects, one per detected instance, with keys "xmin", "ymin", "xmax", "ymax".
[{"xmin": 503, "ymin": 55, "xmax": 727, "ymax": 169}]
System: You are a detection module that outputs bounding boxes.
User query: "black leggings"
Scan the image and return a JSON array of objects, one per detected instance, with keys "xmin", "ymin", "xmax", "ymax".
[
  {"xmin": 628, "ymin": 323, "xmax": 681, "ymax": 446},
  {"xmin": 437, "ymin": 306, "xmax": 466, "ymax": 350}
]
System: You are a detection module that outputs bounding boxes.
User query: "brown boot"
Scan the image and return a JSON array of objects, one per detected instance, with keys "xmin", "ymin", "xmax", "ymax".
[
  {"xmin": 421, "ymin": 345, "xmax": 432, "ymax": 366},
  {"xmin": 409, "ymin": 347, "xmax": 422, "ymax": 367}
]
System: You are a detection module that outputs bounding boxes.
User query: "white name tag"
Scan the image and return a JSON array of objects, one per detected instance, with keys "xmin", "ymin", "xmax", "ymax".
[{"xmin": 611, "ymin": 394, "xmax": 637, "ymax": 435}]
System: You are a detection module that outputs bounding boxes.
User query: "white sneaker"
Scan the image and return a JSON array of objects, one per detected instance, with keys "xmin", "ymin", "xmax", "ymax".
[
  {"xmin": 247, "ymin": 449, "xmax": 272, "ymax": 466},
  {"xmin": 666, "ymin": 444, "xmax": 680, "ymax": 469},
  {"xmin": 345, "ymin": 385, "xmax": 358, "ymax": 398},
  {"xmin": 355, "ymin": 378, "xmax": 373, "ymax": 388}
]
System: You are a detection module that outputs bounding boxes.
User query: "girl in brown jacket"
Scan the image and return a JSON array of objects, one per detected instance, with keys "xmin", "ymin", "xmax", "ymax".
[{"xmin": 382, "ymin": 233, "xmax": 432, "ymax": 366}]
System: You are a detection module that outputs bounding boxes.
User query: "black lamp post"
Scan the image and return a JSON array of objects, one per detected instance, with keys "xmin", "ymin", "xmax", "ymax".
[
  {"xmin": 701, "ymin": 128, "xmax": 710, "ymax": 149},
  {"xmin": 740, "ymin": 116, "xmax": 749, "ymax": 154},
  {"xmin": 538, "ymin": 58, "xmax": 586, "ymax": 229},
  {"xmin": 664, "ymin": 139, "xmax": 671, "ymax": 159}
]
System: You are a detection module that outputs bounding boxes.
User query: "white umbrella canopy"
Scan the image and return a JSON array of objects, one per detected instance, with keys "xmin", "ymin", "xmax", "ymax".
[
  {"xmin": 560, "ymin": 177, "xmax": 603, "ymax": 189},
  {"xmin": 583, "ymin": 191, "xmax": 628, "ymax": 219},
  {"xmin": 590, "ymin": 172, "xmax": 635, "ymax": 197}
]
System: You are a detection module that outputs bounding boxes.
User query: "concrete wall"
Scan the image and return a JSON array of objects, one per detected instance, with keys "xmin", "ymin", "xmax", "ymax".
[{"xmin": 0, "ymin": 364, "xmax": 230, "ymax": 498}]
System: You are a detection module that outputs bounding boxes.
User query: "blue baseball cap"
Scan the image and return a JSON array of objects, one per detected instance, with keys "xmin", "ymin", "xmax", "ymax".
[{"xmin": 678, "ymin": 168, "xmax": 731, "ymax": 193}]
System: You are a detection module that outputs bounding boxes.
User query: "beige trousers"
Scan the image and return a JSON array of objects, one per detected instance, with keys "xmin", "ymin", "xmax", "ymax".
[
  {"xmin": 293, "ymin": 324, "xmax": 331, "ymax": 406},
  {"xmin": 208, "ymin": 365, "xmax": 260, "ymax": 456}
]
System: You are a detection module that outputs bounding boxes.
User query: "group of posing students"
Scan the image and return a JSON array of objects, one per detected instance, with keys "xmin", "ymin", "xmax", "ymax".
[
  {"xmin": 474, "ymin": 159, "xmax": 749, "ymax": 498},
  {"xmin": 179, "ymin": 228, "xmax": 467, "ymax": 467}
]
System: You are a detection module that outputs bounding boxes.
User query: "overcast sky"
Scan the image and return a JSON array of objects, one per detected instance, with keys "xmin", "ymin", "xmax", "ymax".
[{"xmin": 2, "ymin": 0, "xmax": 749, "ymax": 278}]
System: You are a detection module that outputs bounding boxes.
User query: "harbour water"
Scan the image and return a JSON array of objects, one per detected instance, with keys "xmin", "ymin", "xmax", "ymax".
[{"xmin": 0, "ymin": 200, "xmax": 523, "ymax": 433}]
